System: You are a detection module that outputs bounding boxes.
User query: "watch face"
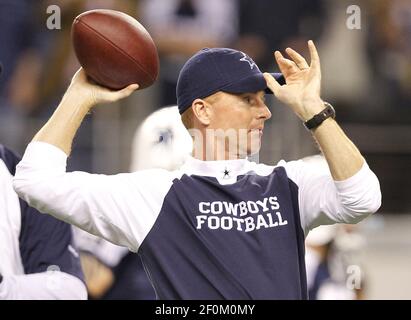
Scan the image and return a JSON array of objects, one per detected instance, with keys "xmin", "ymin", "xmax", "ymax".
[{"xmin": 324, "ymin": 102, "xmax": 336, "ymax": 118}]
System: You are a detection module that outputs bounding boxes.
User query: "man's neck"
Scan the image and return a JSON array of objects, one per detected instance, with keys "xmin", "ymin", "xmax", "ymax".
[
  {"xmin": 189, "ymin": 130, "xmax": 248, "ymax": 161},
  {"xmin": 192, "ymin": 146, "xmax": 246, "ymax": 161}
]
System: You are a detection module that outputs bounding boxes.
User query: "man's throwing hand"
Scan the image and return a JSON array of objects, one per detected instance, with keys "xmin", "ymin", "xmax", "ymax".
[{"xmin": 67, "ymin": 68, "xmax": 139, "ymax": 107}]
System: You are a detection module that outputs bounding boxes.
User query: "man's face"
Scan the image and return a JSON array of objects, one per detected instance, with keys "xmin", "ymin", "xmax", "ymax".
[{"xmin": 205, "ymin": 90, "xmax": 272, "ymax": 157}]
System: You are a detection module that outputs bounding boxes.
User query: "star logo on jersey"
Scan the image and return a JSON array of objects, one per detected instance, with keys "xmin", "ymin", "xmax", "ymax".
[
  {"xmin": 223, "ymin": 168, "xmax": 231, "ymax": 179},
  {"xmin": 239, "ymin": 53, "xmax": 257, "ymax": 70}
]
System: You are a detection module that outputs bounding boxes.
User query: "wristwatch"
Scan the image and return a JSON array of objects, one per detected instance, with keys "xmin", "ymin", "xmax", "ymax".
[{"xmin": 304, "ymin": 101, "xmax": 335, "ymax": 130}]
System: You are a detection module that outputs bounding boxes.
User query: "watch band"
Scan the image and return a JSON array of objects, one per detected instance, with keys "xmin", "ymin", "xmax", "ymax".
[{"xmin": 304, "ymin": 102, "xmax": 335, "ymax": 130}]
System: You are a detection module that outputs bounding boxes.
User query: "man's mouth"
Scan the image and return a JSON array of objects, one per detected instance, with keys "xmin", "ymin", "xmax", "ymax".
[{"xmin": 249, "ymin": 128, "xmax": 264, "ymax": 136}]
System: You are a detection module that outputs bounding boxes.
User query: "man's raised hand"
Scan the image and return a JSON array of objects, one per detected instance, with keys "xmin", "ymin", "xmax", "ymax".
[{"xmin": 264, "ymin": 40, "xmax": 324, "ymax": 121}]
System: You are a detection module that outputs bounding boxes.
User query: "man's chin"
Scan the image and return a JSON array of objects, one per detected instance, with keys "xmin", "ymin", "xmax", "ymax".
[{"xmin": 246, "ymin": 141, "xmax": 262, "ymax": 157}]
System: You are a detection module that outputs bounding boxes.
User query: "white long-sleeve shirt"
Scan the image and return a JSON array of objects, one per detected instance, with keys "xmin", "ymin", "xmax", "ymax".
[
  {"xmin": 13, "ymin": 142, "xmax": 381, "ymax": 299},
  {"xmin": 0, "ymin": 272, "xmax": 86, "ymax": 300},
  {"xmin": 0, "ymin": 145, "xmax": 86, "ymax": 300}
]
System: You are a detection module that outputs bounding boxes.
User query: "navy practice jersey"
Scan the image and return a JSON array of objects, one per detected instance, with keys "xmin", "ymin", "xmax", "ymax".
[
  {"xmin": 14, "ymin": 142, "xmax": 381, "ymax": 299},
  {"xmin": 0, "ymin": 145, "xmax": 84, "ymax": 295}
]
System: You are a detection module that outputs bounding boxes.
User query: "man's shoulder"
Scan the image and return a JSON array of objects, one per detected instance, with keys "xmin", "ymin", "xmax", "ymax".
[
  {"xmin": 125, "ymin": 168, "xmax": 185, "ymax": 189},
  {"xmin": 129, "ymin": 167, "xmax": 184, "ymax": 179},
  {"xmin": 247, "ymin": 159, "xmax": 292, "ymax": 176},
  {"xmin": 271, "ymin": 155, "xmax": 331, "ymax": 186},
  {"xmin": 249, "ymin": 158, "xmax": 318, "ymax": 185}
]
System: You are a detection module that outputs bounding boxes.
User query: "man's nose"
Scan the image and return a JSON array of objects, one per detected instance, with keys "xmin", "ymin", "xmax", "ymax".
[{"xmin": 258, "ymin": 104, "xmax": 272, "ymax": 120}]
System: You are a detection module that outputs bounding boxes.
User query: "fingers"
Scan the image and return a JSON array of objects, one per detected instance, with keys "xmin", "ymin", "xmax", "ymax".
[
  {"xmin": 308, "ymin": 40, "xmax": 321, "ymax": 71},
  {"xmin": 112, "ymin": 84, "xmax": 139, "ymax": 100},
  {"xmin": 263, "ymin": 73, "xmax": 281, "ymax": 95},
  {"xmin": 73, "ymin": 67, "xmax": 84, "ymax": 77},
  {"xmin": 285, "ymin": 47, "xmax": 309, "ymax": 70},
  {"xmin": 100, "ymin": 84, "xmax": 139, "ymax": 102},
  {"xmin": 71, "ymin": 68, "xmax": 87, "ymax": 84},
  {"xmin": 274, "ymin": 51, "xmax": 299, "ymax": 76},
  {"xmin": 278, "ymin": 41, "xmax": 320, "ymax": 72},
  {"xmin": 125, "ymin": 83, "xmax": 140, "ymax": 92}
]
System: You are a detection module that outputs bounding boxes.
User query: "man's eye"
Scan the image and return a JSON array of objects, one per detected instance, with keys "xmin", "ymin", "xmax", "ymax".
[{"xmin": 244, "ymin": 96, "xmax": 252, "ymax": 103}]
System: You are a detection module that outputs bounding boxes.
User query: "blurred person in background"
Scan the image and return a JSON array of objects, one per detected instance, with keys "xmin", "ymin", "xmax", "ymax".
[
  {"xmin": 236, "ymin": 0, "xmax": 325, "ymax": 71},
  {"xmin": 74, "ymin": 106, "xmax": 192, "ymax": 299},
  {"xmin": 0, "ymin": 144, "xmax": 86, "ymax": 300},
  {"xmin": 302, "ymin": 155, "xmax": 367, "ymax": 300},
  {"xmin": 73, "ymin": 228, "xmax": 155, "ymax": 300},
  {"xmin": 0, "ymin": 0, "xmax": 44, "ymax": 114},
  {"xmin": 366, "ymin": 0, "xmax": 411, "ymax": 114},
  {"xmin": 305, "ymin": 224, "xmax": 366, "ymax": 300},
  {"xmin": 140, "ymin": 0, "xmax": 239, "ymax": 107},
  {"xmin": 0, "ymin": 1, "xmax": 49, "ymax": 152}
]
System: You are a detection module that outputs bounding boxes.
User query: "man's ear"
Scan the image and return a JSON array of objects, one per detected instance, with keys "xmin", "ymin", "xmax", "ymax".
[{"xmin": 192, "ymin": 98, "xmax": 212, "ymax": 126}]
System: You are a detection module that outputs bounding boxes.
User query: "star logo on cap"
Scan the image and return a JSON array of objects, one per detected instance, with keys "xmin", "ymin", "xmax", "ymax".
[{"xmin": 239, "ymin": 53, "xmax": 257, "ymax": 70}]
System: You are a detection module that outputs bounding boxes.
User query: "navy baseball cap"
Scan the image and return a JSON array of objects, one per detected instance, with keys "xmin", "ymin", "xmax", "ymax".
[{"xmin": 176, "ymin": 48, "xmax": 285, "ymax": 114}]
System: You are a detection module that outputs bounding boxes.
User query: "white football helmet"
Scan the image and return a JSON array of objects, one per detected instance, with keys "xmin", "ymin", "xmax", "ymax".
[{"xmin": 130, "ymin": 106, "xmax": 193, "ymax": 171}]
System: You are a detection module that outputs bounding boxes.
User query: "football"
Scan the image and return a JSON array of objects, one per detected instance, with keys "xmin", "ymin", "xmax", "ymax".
[{"xmin": 72, "ymin": 9, "xmax": 159, "ymax": 90}]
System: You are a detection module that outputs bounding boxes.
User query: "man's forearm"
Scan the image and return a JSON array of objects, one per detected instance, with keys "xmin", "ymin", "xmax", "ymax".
[
  {"xmin": 311, "ymin": 117, "xmax": 364, "ymax": 181},
  {"xmin": 31, "ymin": 68, "xmax": 138, "ymax": 156},
  {"xmin": 33, "ymin": 90, "xmax": 92, "ymax": 156}
]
